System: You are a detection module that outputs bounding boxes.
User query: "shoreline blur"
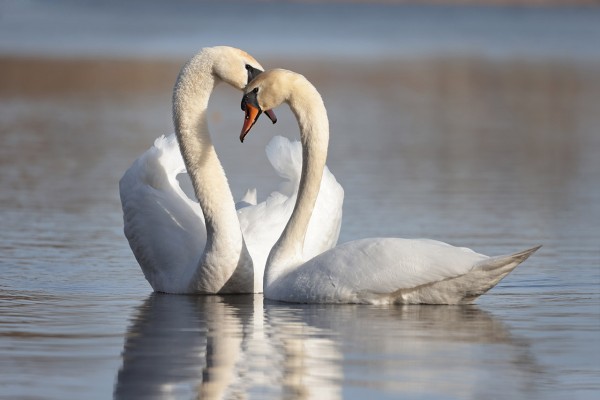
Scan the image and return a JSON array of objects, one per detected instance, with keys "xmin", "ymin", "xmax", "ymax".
[{"xmin": 1, "ymin": 55, "xmax": 598, "ymax": 98}]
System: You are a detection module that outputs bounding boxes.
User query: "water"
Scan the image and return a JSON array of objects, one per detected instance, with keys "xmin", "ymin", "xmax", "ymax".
[
  {"xmin": 1, "ymin": 1, "xmax": 600, "ymax": 61},
  {"xmin": 1, "ymin": 1, "xmax": 599, "ymax": 399}
]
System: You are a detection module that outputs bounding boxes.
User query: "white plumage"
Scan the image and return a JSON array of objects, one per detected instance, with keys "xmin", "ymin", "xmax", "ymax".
[
  {"xmin": 119, "ymin": 47, "xmax": 343, "ymax": 294},
  {"xmin": 120, "ymin": 134, "xmax": 343, "ymax": 293}
]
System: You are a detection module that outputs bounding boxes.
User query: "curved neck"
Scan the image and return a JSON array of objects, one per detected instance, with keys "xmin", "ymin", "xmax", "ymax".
[
  {"xmin": 173, "ymin": 55, "xmax": 248, "ymax": 292},
  {"xmin": 265, "ymin": 83, "xmax": 329, "ymax": 286}
]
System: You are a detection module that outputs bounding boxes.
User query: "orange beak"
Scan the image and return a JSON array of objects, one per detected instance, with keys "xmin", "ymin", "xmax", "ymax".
[{"xmin": 240, "ymin": 103, "xmax": 261, "ymax": 143}]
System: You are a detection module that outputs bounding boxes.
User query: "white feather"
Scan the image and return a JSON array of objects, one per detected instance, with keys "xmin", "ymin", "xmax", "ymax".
[{"xmin": 120, "ymin": 134, "xmax": 343, "ymax": 293}]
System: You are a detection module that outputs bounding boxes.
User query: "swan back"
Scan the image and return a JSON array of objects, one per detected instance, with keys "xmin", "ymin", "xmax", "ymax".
[{"xmin": 265, "ymin": 238, "xmax": 539, "ymax": 304}]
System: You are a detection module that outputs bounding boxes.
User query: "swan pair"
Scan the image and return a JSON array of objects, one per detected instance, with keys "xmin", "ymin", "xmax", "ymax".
[{"xmin": 120, "ymin": 46, "xmax": 540, "ymax": 304}]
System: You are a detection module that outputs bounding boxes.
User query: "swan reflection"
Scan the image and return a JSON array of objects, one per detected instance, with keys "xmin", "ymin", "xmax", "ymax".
[
  {"xmin": 115, "ymin": 295, "xmax": 539, "ymax": 399},
  {"xmin": 114, "ymin": 294, "xmax": 252, "ymax": 399}
]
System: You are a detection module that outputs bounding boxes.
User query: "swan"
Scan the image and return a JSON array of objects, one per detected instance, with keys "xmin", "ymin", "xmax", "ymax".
[
  {"xmin": 119, "ymin": 47, "xmax": 343, "ymax": 294},
  {"xmin": 240, "ymin": 69, "xmax": 541, "ymax": 304}
]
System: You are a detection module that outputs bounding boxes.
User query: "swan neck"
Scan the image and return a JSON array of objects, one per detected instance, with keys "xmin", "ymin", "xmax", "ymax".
[
  {"xmin": 173, "ymin": 55, "xmax": 248, "ymax": 292},
  {"xmin": 266, "ymin": 83, "xmax": 329, "ymax": 285}
]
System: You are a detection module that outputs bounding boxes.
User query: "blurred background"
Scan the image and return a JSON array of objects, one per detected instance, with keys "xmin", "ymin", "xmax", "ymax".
[
  {"xmin": 1, "ymin": 1, "xmax": 599, "ymax": 399},
  {"xmin": 2, "ymin": 0, "xmax": 599, "ymax": 241}
]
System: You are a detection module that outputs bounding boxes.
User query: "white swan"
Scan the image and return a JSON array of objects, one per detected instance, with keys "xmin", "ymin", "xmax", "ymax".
[
  {"xmin": 119, "ymin": 47, "xmax": 343, "ymax": 294},
  {"xmin": 240, "ymin": 69, "xmax": 541, "ymax": 304}
]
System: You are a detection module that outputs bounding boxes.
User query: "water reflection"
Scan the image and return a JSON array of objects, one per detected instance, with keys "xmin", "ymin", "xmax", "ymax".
[
  {"xmin": 263, "ymin": 303, "xmax": 343, "ymax": 400},
  {"xmin": 114, "ymin": 294, "xmax": 250, "ymax": 399},
  {"xmin": 115, "ymin": 295, "xmax": 541, "ymax": 399}
]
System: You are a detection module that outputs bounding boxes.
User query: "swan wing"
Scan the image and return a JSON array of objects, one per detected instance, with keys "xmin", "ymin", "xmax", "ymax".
[
  {"xmin": 264, "ymin": 136, "xmax": 344, "ymax": 258},
  {"xmin": 119, "ymin": 134, "xmax": 206, "ymax": 293}
]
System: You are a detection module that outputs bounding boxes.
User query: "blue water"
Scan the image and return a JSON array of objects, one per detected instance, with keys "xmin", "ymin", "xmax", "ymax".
[
  {"xmin": 1, "ymin": 1, "xmax": 599, "ymax": 399},
  {"xmin": 0, "ymin": 1, "xmax": 599, "ymax": 60}
]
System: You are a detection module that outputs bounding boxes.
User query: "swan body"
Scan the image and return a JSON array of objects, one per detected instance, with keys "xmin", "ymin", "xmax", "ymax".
[
  {"xmin": 263, "ymin": 238, "xmax": 540, "ymax": 304},
  {"xmin": 241, "ymin": 69, "xmax": 540, "ymax": 304},
  {"xmin": 120, "ymin": 47, "xmax": 343, "ymax": 294}
]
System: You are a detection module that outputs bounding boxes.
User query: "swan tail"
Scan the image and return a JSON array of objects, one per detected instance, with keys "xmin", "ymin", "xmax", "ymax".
[
  {"xmin": 457, "ymin": 245, "xmax": 543, "ymax": 302},
  {"xmin": 475, "ymin": 245, "xmax": 542, "ymax": 272},
  {"xmin": 394, "ymin": 245, "xmax": 542, "ymax": 305}
]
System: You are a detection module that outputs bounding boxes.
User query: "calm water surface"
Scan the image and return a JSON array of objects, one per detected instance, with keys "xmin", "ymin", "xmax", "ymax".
[{"xmin": 1, "ymin": 2, "xmax": 600, "ymax": 400}]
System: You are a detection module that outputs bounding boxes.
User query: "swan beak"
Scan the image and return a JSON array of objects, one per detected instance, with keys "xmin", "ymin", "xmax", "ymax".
[
  {"xmin": 265, "ymin": 109, "xmax": 277, "ymax": 124},
  {"xmin": 240, "ymin": 103, "xmax": 261, "ymax": 143},
  {"xmin": 246, "ymin": 68, "xmax": 276, "ymax": 125}
]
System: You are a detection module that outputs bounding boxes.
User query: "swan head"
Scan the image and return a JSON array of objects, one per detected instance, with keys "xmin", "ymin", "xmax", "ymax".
[
  {"xmin": 240, "ymin": 69, "xmax": 302, "ymax": 142},
  {"xmin": 209, "ymin": 46, "xmax": 264, "ymax": 90},
  {"xmin": 207, "ymin": 46, "xmax": 278, "ymax": 128}
]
